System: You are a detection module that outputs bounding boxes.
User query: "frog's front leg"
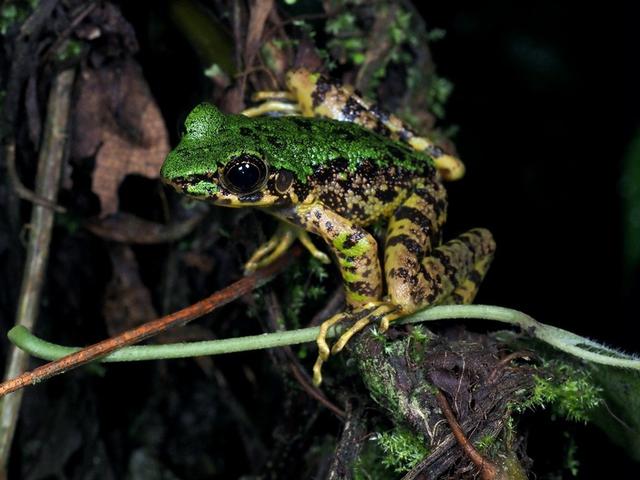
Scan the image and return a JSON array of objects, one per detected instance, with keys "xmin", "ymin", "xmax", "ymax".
[
  {"xmin": 244, "ymin": 222, "xmax": 330, "ymax": 273},
  {"xmin": 291, "ymin": 202, "xmax": 396, "ymax": 384},
  {"xmin": 293, "ymin": 202, "xmax": 383, "ymax": 307}
]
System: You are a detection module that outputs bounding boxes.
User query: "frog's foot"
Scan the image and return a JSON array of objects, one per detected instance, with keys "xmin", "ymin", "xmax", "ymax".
[
  {"xmin": 433, "ymin": 154, "xmax": 465, "ymax": 182},
  {"xmin": 244, "ymin": 223, "xmax": 330, "ymax": 274},
  {"xmin": 251, "ymin": 91, "xmax": 297, "ymax": 102},
  {"xmin": 312, "ymin": 302, "xmax": 403, "ymax": 385},
  {"xmin": 407, "ymin": 137, "xmax": 466, "ymax": 181},
  {"xmin": 241, "ymin": 91, "xmax": 301, "ymax": 118},
  {"xmin": 244, "ymin": 223, "xmax": 296, "ymax": 274}
]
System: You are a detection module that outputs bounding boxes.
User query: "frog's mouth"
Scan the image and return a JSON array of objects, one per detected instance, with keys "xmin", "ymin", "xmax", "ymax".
[
  {"xmin": 163, "ymin": 173, "xmax": 220, "ymax": 198},
  {"xmin": 163, "ymin": 172, "xmax": 282, "ymax": 208}
]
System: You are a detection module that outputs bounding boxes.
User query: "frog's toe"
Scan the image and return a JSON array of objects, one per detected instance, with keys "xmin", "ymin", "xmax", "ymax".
[
  {"xmin": 330, "ymin": 316, "xmax": 373, "ymax": 354},
  {"xmin": 331, "ymin": 303, "xmax": 401, "ymax": 352},
  {"xmin": 377, "ymin": 308, "xmax": 403, "ymax": 333},
  {"xmin": 316, "ymin": 310, "xmax": 350, "ymax": 361},
  {"xmin": 298, "ymin": 231, "xmax": 331, "ymax": 264},
  {"xmin": 312, "ymin": 356, "xmax": 326, "ymax": 386},
  {"xmin": 241, "ymin": 95, "xmax": 300, "ymax": 118},
  {"xmin": 244, "ymin": 224, "xmax": 296, "ymax": 273}
]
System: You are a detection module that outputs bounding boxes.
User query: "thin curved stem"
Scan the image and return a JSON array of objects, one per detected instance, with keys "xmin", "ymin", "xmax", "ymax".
[
  {"xmin": 8, "ymin": 305, "xmax": 640, "ymax": 371},
  {"xmin": 8, "ymin": 325, "xmax": 322, "ymax": 362}
]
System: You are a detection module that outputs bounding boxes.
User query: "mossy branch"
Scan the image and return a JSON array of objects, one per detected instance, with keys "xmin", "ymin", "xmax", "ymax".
[{"xmin": 8, "ymin": 305, "xmax": 640, "ymax": 370}]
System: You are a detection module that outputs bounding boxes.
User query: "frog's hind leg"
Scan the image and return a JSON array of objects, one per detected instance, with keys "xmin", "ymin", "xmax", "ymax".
[
  {"xmin": 241, "ymin": 91, "xmax": 301, "ymax": 118},
  {"xmin": 384, "ymin": 183, "xmax": 495, "ymax": 315},
  {"xmin": 439, "ymin": 244, "xmax": 495, "ymax": 305}
]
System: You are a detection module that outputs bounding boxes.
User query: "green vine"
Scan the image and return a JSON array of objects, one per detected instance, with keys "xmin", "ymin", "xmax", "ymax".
[{"xmin": 8, "ymin": 305, "xmax": 640, "ymax": 371}]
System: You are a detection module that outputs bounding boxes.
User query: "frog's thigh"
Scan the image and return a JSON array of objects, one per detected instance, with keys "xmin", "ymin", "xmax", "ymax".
[
  {"xmin": 386, "ymin": 226, "xmax": 495, "ymax": 310},
  {"xmin": 295, "ymin": 203, "xmax": 383, "ymax": 307},
  {"xmin": 439, "ymin": 230, "xmax": 495, "ymax": 305},
  {"xmin": 384, "ymin": 184, "xmax": 447, "ymax": 309}
]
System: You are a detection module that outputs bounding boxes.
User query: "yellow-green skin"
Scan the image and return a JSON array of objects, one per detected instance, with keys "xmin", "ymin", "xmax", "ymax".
[{"xmin": 161, "ymin": 71, "xmax": 496, "ymax": 381}]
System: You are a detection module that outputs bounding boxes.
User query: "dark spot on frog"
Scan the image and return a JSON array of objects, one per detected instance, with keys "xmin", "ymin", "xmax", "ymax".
[
  {"xmin": 375, "ymin": 187, "xmax": 398, "ymax": 203},
  {"xmin": 389, "ymin": 267, "xmax": 409, "ymax": 280},
  {"xmin": 398, "ymin": 127, "xmax": 414, "ymax": 143},
  {"xmin": 373, "ymin": 121, "xmax": 392, "ymax": 137},
  {"xmin": 266, "ymin": 135, "xmax": 286, "ymax": 149},
  {"xmin": 386, "ymin": 234, "xmax": 423, "ymax": 257},
  {"xmin": 342, "ymin": 231, "xmax": 365, "ymax": 250},
  {"xmin": 342, "ymin": 97, "xmax": 366, "ymax": 122},
  {"xmin": 369, "ymin": 103, "xmax": 390, "ymax": 123},
  {"xmin": 325, "ymin": 221, "xmax": 334, "ymax": 232},
  {"xmin": 393, "ymin": 206, "xmax": 435, "ymax": 236},
  {"xmin": 347, "ymin": 203, "xmax": 366, "ymax": 221},
  {"xmin": 467, "ymin": 269, "xmax": 483, "ymax": 285},
  {"xmin": 431, "ymin": 249, "xmax": 458, "ymax": 280},
  {"xmin": 311, "ymin": 77, "xmax": 332, "ymax": 108},
  {"xmin": 238, "ymin": 191, "xmax": 264, "ymax": 203},
  {"xmin": 347, "ymin": 281, "xmax": 376, "ymax": 296},
  {"xmin": 427, "ymin": 145, "xmax": 445, "ymax": 158},
  {"xmin": 387, "ymin": 145, "xmax": 407, "ymax": 162},
  {"xmin": 413, "ymin": 187, "xmax": 436, "ymax": 204},
  {"xmin": 449, "ymin": 293, "xmax": 465, "ymax": 304},
  {"xmin": 292, "ymin": 182, "xmax": 311, "ymax": 201}
]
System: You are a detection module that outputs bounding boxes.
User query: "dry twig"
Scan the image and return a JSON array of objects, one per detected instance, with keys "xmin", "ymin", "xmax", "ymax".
[
  {"xmin": 0, "ymin": 247, "xmax": 299, "ymax": 399},
  {"xmin": 0, "ymin": 68, "xmax": 76, "ymax": 469}
]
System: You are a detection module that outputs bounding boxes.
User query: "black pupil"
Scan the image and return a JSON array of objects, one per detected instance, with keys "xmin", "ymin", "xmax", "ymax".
[{"xmin": 224, "ymin": 156, "xmax": 265, "ymax": 193}]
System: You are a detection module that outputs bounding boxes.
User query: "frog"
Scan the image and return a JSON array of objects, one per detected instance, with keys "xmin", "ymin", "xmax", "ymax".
[{"xmin": 160, "ymin": 71, "xmax": 495, "ymax": 385}]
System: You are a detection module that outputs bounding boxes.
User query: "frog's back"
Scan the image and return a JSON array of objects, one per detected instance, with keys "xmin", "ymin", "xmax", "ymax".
[{"xmin": 204, "ymin": 112, "xmax": 431, "ymax": 177}]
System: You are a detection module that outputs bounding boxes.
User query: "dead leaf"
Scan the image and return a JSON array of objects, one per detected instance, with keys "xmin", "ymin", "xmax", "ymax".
[
  {"xmin": 103, "ymin": 244, "xmax": 157, "ymax": 335},
  {"xmin": 72, "ymin": 60, "xmax": 169, "ymax": 216}
]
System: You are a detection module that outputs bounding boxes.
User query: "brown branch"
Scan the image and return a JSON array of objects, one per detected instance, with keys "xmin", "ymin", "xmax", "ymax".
[
  {"xmin": 435, "ymin": 390, "xmax": 498, "ymax": 480},
  {"xmin": 0, "ymin": 246, "xmax": 300, "ymax": 399},
  {"xmin": 0, "ymin": 68, "xmax": 76, "ymax": 469}
]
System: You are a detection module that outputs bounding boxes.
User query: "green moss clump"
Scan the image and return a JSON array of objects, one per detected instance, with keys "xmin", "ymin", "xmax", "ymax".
[
  {"xmin": 516, "ymin": 361, "xmax": 603, "ymax": 422},
  {"xmin": 376, "ymin": 427, "xmax": 429, "ymax": 474}
]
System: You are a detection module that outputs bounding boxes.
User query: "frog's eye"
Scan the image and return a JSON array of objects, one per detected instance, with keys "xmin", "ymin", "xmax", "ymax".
[{"xmin": 221, "ymin": 154, "xmax": 268, "ymax": 194}]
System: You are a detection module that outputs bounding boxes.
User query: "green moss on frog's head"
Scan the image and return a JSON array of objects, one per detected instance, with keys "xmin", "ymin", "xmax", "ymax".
[
  {"xmin": 161, "ymin": 105, "xmax": 306, "ymax": 207},
  {"xmin": 161, "ymin": 103, "xmax": 434, "ymax": 207}
]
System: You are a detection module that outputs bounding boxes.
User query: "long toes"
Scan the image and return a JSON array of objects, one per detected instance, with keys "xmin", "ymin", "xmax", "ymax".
[
  {"xmin": 376, "ymin": 306, "xmax": 402, "ymax": 332},
  {"xmin": 316, "ymin": 336, "xmax": 331, "ymax": 361},
  {"xmin": 312, "ymin": 357, "xmax": 325, "ymax": 386},
  {"xmin": 331, "ymin": 317, "xmax": 372, "ymax": 353}
]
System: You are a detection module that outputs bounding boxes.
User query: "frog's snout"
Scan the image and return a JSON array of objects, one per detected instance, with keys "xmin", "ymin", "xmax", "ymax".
[{"xmin": 160, "ymin": 150, "xmax": 218, "ymax": 197}]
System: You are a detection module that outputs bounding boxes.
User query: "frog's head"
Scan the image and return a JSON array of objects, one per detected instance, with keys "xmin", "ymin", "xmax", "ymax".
[{"xmin": 161, "ymin": 104, "xmax": 302, "ymax": 208}]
